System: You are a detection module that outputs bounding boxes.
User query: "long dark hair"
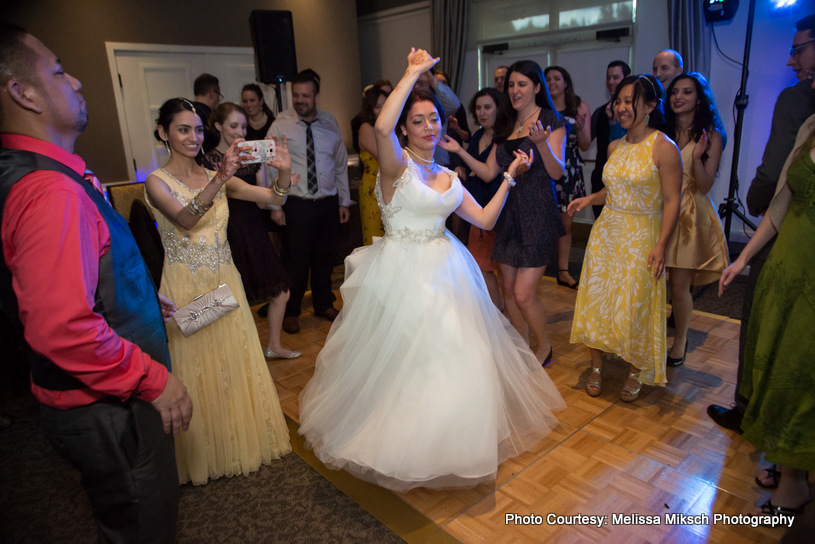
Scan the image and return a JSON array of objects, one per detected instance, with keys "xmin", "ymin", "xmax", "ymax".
[
  {"xmin": 360, "ymin": 87, "xmax": 387, "ymax": 126},
  {"xmin": 495, "ymin": 60, "xmax": 556, "ymax": 142},
  {"xmin": 611, "ymin": 75, "xmax": 665, "ymax": 130},
  {"xmin": 154, "ymin": 97, "xmax": 200, "ymax": 142},
  {"xmin": 544, "ymin": 65, "xmax": 582, "ymax": 116},
  {"xmin": 241, "ymin": 83, "xmax": 274, "ymax": 120},
  {"xmin": 664, "ymin": 72, "xmax": 727, "ymax": 162}
]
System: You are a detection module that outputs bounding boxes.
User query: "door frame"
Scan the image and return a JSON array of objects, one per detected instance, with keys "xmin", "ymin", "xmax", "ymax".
[{"xmin": 105, "ymin": 42, "xmax": 257, "ymax": 180}]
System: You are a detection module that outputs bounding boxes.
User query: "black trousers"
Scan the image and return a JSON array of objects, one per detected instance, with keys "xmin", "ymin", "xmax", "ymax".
[
  {"xmin": 282, "ymin": 195, "xmax": 339, "ymax": 317},
  {"xmin": 39, "ymin": 398, "xmax": 178, "ymax": 544}
]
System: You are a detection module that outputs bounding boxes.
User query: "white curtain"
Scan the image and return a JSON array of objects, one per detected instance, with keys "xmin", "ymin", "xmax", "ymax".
[{"xmin": 431, "ymin": 0, "xmax": 470, "ymax": 92}]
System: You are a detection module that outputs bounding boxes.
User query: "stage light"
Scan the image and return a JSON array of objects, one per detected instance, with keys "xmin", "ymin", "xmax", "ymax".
[{"xmin": 771, "ymin": 0, "xmax": 797, "ymax": 9}]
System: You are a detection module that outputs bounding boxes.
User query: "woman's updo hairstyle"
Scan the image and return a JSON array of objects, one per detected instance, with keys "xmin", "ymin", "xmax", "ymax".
[
  {"xmin": 208, "ymin": 102, "xmax": 247, "ymax": 133},
  {"xmin": 154, "ymin": 98, "xmax": 199, "ymax": 142},
  {"xmin": 611, "ymin": 74, "xmax": 665, "ymax": 129}
]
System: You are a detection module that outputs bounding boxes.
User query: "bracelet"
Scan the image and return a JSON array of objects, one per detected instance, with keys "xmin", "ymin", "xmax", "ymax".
[
  {"xmin": 503, "ymin": 172, "xmax": 516, "ymax": 187},
  {"xmin": 186, "ymin": 195, "xmax": 213, "ymax": 217},
  {"xmin": 272, "ymin": 178, "xmax": 291, "ymax": 197}
]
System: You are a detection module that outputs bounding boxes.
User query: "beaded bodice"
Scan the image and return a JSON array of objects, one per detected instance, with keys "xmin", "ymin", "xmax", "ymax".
[
  {"xmin": 145, "ymin": 168, "xmax": 232, "ymax": 272},
  {"xmin": 374, "ymin": 156, "xmax": 463, "ymax": 245}
]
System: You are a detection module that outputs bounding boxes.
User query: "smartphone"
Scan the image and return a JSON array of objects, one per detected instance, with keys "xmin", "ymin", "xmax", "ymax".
[{"xmin": 240, "ymin": 139, "xmax": 276, "ymax": 164}]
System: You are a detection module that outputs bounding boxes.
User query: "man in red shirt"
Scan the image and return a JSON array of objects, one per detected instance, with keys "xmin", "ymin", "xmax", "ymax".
[{"xmin": 0, "ymin": 24, "xmax": 192, "ymax": 543}]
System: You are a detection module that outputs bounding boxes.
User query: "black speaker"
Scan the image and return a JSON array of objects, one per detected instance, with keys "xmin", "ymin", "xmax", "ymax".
[
  {"xmin": 249, "ymin": 10, "xmax": 297, "ymax": 83},
  {"xmin": 703, "ymin": 0, "xmax": 739, "ymax": 24}
]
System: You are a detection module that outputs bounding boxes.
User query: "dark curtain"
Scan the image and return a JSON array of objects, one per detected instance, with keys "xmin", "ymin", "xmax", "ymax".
[
  {"xmin": 668, "ymin": 0, "xmax": 712, "ymax": 76},
  {"xmin": 431, "ymin": 0, "xmax": 469, "ymax": 93}
]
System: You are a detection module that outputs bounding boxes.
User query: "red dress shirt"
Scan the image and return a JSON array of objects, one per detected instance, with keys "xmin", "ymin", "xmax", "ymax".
[{"xmin": 1, "ymin": 134, "xmax": 168, "ymax": 409}]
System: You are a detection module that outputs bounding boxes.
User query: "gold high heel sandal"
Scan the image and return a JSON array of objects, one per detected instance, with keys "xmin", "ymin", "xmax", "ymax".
[
  {"xmin": 586, "ymin": 366, "xmax": 602, "ymax": 397},
  {"xmin": 620, "ymin": 371, "xmax": 641, "ymax": 402}
]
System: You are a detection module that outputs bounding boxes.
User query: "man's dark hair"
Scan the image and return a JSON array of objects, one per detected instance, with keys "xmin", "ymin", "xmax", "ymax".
[
  {"xmin": 0, "ymin": 22, "xmax": 36, "ymax": 87},
  {"xmin": 293, "ymin": 69, "xmax": 321, "ymax": 94},
  {"xmin": 607, "ymin": 60, "xmax": 631, "ymax": 77},
  {"xmin": 193, "ymin": 73, "xmax": 219, "ymax": 97},
  {"xmin": 795, "ymin": 14, "xmax": 815, "ymax": 36}
]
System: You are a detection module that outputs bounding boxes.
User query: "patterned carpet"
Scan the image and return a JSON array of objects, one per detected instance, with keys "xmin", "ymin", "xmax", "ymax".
[{"xmin": 0, "ymin": 384, "xmax": 403, "ymax": 544}]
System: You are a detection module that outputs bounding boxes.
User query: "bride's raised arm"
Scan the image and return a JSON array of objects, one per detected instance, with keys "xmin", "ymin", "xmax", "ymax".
[{"xmin": 374, "ymin": 48, "xmax": 439, "ymax": 203}]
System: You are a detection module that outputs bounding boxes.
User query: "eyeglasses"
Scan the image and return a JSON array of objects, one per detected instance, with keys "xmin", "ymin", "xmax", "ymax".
[{"xmin": 790, "ymin": 39, "xmax": 814, "ymax": 57}]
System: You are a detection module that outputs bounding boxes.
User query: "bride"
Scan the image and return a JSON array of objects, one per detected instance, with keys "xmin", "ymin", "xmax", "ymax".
[{"xmin": 298, "ymin": 49, "xmax": 565, "ymax": 491}]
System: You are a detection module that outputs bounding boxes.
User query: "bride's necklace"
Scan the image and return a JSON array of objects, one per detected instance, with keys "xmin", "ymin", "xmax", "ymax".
[
  {"xmin": 516, "ymin": 107, "xmax": 540, "ymax": 134},
  {"xmin": 405, "ymin": 146, "xmax": 436, "ymax": 173}
]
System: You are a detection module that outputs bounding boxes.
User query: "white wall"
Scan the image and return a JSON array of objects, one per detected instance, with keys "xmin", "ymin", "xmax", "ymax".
[
  {"xmin": 357, "ymin": 1, "xmax": 432, "ymax": 89},
  {"xmin": 357, "ymin": 2, "xmax": 809, "ymax": 239}
]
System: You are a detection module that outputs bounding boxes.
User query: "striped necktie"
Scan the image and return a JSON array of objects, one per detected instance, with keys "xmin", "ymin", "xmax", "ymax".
[{"xmin": 304, "ymin": 120, "xmax": 318, "ymax": 195}]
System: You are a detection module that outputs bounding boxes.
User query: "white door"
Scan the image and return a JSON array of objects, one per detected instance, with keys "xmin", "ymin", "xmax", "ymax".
[{"xmin": 106, "ymin": 43, "xmax": 280, "ymax": 181}]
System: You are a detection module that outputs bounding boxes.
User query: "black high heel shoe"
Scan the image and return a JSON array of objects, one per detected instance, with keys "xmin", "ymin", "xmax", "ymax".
[
  {"xmin": 556, "ymin": 270, "xmax": 578, "ymax": 290},
  {"xmin": 667, "ymin": 339, "xmax": 688, "ymax": 367}
]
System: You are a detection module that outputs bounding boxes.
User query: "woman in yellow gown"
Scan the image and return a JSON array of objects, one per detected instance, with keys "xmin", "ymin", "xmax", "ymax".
[
  {"xmin": 567, "ymin": 76, "xmax": 682, "ymax": 401},
  {"xmin": 357, "ymin": 88, "xmax": 387, "ymax": 245},
  {"xmin": 144, "ymin": 98, "xmax": 292, "ymax": 485}
]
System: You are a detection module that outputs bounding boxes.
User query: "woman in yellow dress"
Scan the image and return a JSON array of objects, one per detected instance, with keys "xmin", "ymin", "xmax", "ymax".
[
  {"xmin": 357, "ymin": 88, "xmax": 387, "ymax": 244},
  {"xmin": 567, "ymin": 75, "xmax": 682, "ymax": 401},
  {"xmin": 145, "ymin": 98, "xmax": 292, "ymax": 484},
  {"xmin": 663, "ymin": 72, "xmax": 728, "ymax": 366}
]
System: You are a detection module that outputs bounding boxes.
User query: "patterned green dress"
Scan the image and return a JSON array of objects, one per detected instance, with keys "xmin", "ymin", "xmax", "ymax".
[{"xmin": 741, "ymin": 135, "xmax": 815, "ymax": 471}]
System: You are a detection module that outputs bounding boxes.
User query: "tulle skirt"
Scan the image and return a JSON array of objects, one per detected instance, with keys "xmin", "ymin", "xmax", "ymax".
[{"xmin": 298, "ymin": 232, "xmax": 565, "ymax": 491}]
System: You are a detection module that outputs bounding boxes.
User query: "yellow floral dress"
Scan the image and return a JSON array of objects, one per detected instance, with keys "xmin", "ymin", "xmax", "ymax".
[
  {"xmin": 146, "ymin": 168, "xmax": 291, "ymax": 485},
  {"xmin": 570, "ymin": 131, "xmax": 667, "ymax": 386},
  {"xmin": 359, "ymin": 150, "xmax": 384, "ymax": 245}
]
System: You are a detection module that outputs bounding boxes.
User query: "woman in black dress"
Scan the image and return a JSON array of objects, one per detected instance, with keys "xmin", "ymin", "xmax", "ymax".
[
  {"xmin": 442, "ymin": 60, "xmax": 567, "ymax": 365},
  {"xmin": 241, "ymin": 84, "xmax": 275, "ymax": 141},
  {"xmin": 202, "ymin": 103, "xmax": 299, "ymax": 360}
]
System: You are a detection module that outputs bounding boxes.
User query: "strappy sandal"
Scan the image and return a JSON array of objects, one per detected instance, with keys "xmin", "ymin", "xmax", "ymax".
[
  {"xmin": 755, "ymin": 464, "xmax": 781, "ymax": 489},
  {"xmin": 757, "ymin": 494, "xmax": 814, "ymax": 524},
  {"xmin": 620, "ymin": 371, "xmax": 641, "ymax": 402},
  {"xmin": 586, "ymin": 365, "xmax": 602, "ymax": 397}
]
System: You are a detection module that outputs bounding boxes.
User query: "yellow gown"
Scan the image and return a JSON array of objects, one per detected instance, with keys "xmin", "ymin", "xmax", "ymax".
[
  {"xmin": 146, "ymin": 168, "xmax": 291, "ymax": 485},
  {"xmin": 664, "ymin": 143, "xmax": 729, "ymax": 285},
  {"xmin": 359, "ymin": 150, "xmax": 384, "ymax": 245},
  {"xmin": 570, "ymin": 131, "xmax": 667, "ymax": 386}
]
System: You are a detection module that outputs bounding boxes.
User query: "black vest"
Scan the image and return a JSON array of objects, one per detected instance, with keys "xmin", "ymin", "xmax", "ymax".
[{"xmin": 0, "ymin": 148, "xmax": 170, "ymax": 391}]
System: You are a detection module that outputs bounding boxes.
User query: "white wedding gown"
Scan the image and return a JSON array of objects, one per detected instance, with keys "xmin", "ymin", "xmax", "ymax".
[{"xmin": 298, "ymin": 157, "xmax": 566, "ymax": 492}]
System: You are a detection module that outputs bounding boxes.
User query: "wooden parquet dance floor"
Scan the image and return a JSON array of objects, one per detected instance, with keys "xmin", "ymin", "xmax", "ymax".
[{"xmin": 253, "ymin": 271, "xmax": 805, "ymax": 544}]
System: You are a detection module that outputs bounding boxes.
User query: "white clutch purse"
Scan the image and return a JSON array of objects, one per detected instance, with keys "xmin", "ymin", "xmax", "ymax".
[{"xmin": 172, "ymin": 284, "xmax": 239, "ymax": 337}]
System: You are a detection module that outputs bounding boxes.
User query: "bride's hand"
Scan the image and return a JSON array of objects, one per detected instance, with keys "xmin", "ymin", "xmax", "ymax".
[
  {"xmin": 406, "ymin": 48, "xmax": 439, "ymax": 75},
  {"xmin": 508, "ymin": 149, "xmax": 534, "ymax": 178}
]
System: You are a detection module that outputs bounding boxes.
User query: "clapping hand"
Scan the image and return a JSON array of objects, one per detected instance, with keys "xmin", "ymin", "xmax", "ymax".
[
  {"xmin": 439, "ymin": 135, "xmax": 462, "ymax": 154},
  {"xmin": 528, "ymin": 121, "xmax": 552, "ymax": 146},
  {"xmin": 692, "ymin": 129, "xmax": 709, "ymax": 161}
]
